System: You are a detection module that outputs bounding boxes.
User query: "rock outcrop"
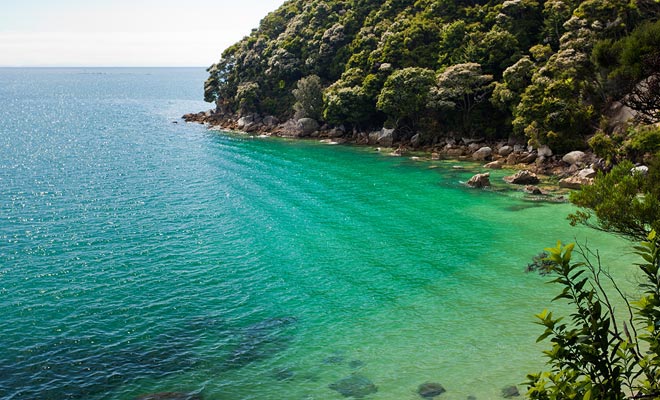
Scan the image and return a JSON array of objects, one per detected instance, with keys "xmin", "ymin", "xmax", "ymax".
[
  {"xmin": 559, "ymin": 175, "xmax": 594, "ymax": 189},
  {"xmin": 484, "ymin": 160, "xmax": 503, "ymax": 169},
  {"xmin": 467, "ymin": 172, "xmax": 491, "ymax": 188},
  {"xmin": 562, "ymin": 151, "xmax": 586, "ymax": 165},
  {"xmin": 472, "ymin": 146, "xmax": 493, "ymax": 161},
  {"xmin": 504, "ymin": 170, "xmax": 540, "ymax": 185}
]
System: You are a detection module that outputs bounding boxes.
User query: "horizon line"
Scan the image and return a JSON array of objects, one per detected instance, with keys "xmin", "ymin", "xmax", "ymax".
[{"xmin": 0, "ymin": 65, "xmax": 209, "ymax": 68}]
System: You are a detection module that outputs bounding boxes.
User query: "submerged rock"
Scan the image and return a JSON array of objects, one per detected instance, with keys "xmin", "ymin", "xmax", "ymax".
[
  {"xmin": 504, "ymin": 170, "xmax": 540, "ymax": 185},
  {"xmin": 417, "ymin": 382, "xmax": 446, "ymax": 398},
  {"xmin": 223, "ymin": 316, "xmax": 297, "ymax": 370},
  {"xmin": 272, "ymin": 367, "xmax": 295, "ymax": 381},
  {"xmin": 524, "ymin": 185, "xmax": 544, "ymax": 195},
  {"xmin": 135, "ymin": 392, "xmax": 202, "ymax": 400},
  {"xmin": 467, "ymin": 173, "xmax": 491, "ymax": 188},
  {"xmin": 501, "ymin": 385, "xmax": 520, "ymax": 398},
  {"xmin": 349, "ymin": 359, "xmax": 365, "ymax": 369},
  {"xmin": 323, "ymin": 355, "xmax": 345, "ymax": 365},
  {"xmin": 329, "ymin": 374, "xmax": 378, "ymax": 398}
]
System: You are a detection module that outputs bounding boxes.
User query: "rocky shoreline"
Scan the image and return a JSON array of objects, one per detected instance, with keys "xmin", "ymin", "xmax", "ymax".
[{"xmin": 182, "ymin": 110, "xmax": 604, "ymax": 196}]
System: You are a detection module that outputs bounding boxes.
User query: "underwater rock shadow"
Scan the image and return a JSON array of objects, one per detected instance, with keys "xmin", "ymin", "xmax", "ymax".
[{"xmin": 215, "ymin": 316, "xmax": 299, "ymax": 372}]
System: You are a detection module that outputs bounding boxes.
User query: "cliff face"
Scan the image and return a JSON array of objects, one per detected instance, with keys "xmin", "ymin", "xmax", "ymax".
[{"xmin": 203, "ymin": 0, "xmax": 659, "ymax": 149}]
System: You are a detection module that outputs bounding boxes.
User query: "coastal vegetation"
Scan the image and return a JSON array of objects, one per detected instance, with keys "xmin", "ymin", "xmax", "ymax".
[{"xmin": 203, "ymin": 0, "xmax": 659, "ymax": 151}]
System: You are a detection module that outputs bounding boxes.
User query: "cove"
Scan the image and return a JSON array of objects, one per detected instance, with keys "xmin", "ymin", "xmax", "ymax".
[{"xmin": 0, "ymin": 68, "xmax": 637, "ymax": 399}]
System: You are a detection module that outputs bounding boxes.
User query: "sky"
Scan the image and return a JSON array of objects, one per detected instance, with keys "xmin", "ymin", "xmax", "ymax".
[{"xmin": 0, "ymin": 0, "xmax": 286, "ymax": 67}]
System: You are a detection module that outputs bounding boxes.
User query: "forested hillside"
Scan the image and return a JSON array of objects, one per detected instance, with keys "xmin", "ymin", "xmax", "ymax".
[{"xmin": 203, "ymin": 0, "xmax": 659, "ymax": 151}]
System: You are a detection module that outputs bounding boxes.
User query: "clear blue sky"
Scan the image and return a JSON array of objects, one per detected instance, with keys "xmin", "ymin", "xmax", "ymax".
[{"xmin": 0, "ymin": 0, "xmax": 286, "ymax": 67}]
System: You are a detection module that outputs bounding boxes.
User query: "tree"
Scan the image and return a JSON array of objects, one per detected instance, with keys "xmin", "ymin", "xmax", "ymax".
[
  {"xmin": 323, "ymin": 85, "xmax": 372, "ymax": 127},
  {"xmin": 569, "ymin": 160, "xmax": 660, "ymax": 242},
  {"xmin": 594, "ymin": 20, "xmax": 660, "ymax": 124},
  {"xmin": 492, "ymin": 56, "xmax": 535, "ymax": 113},
  {"xmin": 428, "ymin": 63, "xmax": 493, "ymax": 134},
  {"xmin": 292, "ymin": 75, "xmax": 324, "ymax": 120},
  {"xmin": 512, "ymin": 48, "xmax": 596, "ymax": 151},
  {"xmin": 376, "ymin": 67, "xmax": 435, "ymax": 131},
  {"xmin": 234, "ymin": 82, "xmax": 260, "ymax": 115}
]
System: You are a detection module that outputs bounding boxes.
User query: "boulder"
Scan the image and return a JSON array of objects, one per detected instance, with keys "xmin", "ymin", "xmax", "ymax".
[
  {"xmin": 538, "ymin": 145, "xmax": 553, "ymax": 158},
  {"xmin": 484, "ymin": 160, "xmax": 503, "ymax": 169},
  {"xmin": 468, "ymin": 143, "xmax": 482, "ymax": 152},
  {"xmin": 378, "ymin": 128, "xmax": 395, "ymax": 147},
  {"xmin": 237, "ymin": 115, "xmax": 255, "ymax": 130},
  {"xmin": 499, "ymin": 145, "xmax": 514, "ymax": 157},
  {"xmin": 577, "ymin": 168, "xmax": 597, "ymax": 179},
  {"xmin": 262, "ymin": 115, "xmax": 279, "ymax": 128},
  {"xmin": 562, "ymin": 151, "xmax": 586, "ymax": 165},
  {"xmin": 472, "ymin": 146, "xmax": 493, "ymax": 161},
  {"xmin": 328, "ymin": 374, "xmax": 378, "ymax": 398},
  {"xmin": 410, "ymin": 133, "xmax": 421, "ymax": 148},
  {"xmin": 418, "ymin": 382, "xmax": 447, "ymax": 398},
  {"xmin": 633, "ymin": 165, "xmax": 649, "ymax": 175},
  {"xmin": 276, "ymin": 120, "xmax": 296, "ymax": 137},
  {"xmin": 504, "ymin": 170, "xmax": 540, "ymax": 185},
  {"xmin": 298, "ymin": 118, "xmax": 319, "ymax": 137},
  {"xmin": 462, "ymin": 137, "xmax": 484, "ymax": 145},
  {"xmin": 328, "ymin": 127, "xmax": 345, "ymax": 138},
  {"xmin": 368, "ymin": 131, "xmax": 380, "ymax": 144},
  {"xmin": 559, "ymin": 175, "xmax": 594, "ymax": 189},
  {"xmin": 467, "ymin": 173, "xmax": 491, "ymax": 188},
  {"xmin": 518, "ymin": 152, "xmax": 537, "ymax": 164},
  {"xmin": 506, "ymin": 152, "xmax": 520, "ymax": 165},
  {"xmin": 446, "ymin": 147, "xmax": 466, "ymax": 157},
  {"xmin": 502, "ymin": 385, "xmax": 520, "ymax": 398}
]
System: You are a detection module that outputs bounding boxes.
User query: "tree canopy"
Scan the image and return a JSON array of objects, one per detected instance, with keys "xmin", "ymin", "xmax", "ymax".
[{"xmin": 204, "ymin": 0, "xmax": 660, "ymax": 143}]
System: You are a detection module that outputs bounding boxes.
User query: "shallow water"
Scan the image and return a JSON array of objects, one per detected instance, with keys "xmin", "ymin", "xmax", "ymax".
[{"xmin": 0, "ymin": 68, "xmax": 639, "ymax": 399}]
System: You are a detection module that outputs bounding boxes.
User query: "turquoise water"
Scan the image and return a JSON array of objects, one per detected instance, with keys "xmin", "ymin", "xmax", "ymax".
[{"xmin": 0, "ymin": 68, "xmax": 638, "ymax": 399}]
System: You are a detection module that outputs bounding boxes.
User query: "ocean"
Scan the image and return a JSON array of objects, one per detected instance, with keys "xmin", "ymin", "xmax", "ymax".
[{"xmin": 0, "ymin": 68, "xmax": 637, "ymax": 399}]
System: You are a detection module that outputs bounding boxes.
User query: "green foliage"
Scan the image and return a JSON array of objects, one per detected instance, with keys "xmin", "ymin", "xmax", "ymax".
[
  {"xmin": 376, "ymin": 67, "xmax": 435, "ymax": 131},
  {"xmin": 625, "ymin": 125, "xmax": 660, "ymax": 158},
  {"xmin": 593, "ymin": 20, "xmax": 660, "ymax": 124},
  {"xmin": 513, "ymin": 48, "xmax": 596, "ymax": 151},
  {"xmin": 293, "ymin": 75, "xmax": 324, "ymax": 120},
  {"xmin": 429, "ymin": 63, "xmax": 493, "ymax": 134},
  {"xmin": 569, "ymin": 160, "xmax": 660, "ymax": 242},
  {"xmin": 527, "ymin": 232, "xmax": 660, "ymax": 399},
  {"xmin": 323, "ymin": 84, "xmax": 373, "ymax": 127},
  {"xmin": 202, "ymin": 0, "xmax": 657, "ymax": 144},
  {"xmin": 588, "ymin": 131, "xmax": 616, "ymax": 162},
  {"xmin": 235, "ymin": 82, "xmax": 260, "ymax": 115}
]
